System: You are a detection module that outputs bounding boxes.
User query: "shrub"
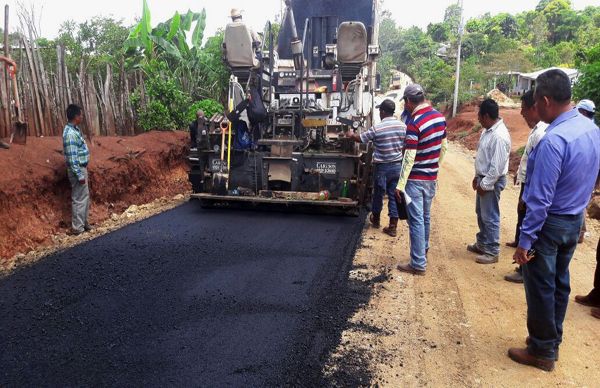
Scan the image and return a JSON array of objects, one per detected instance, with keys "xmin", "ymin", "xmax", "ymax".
[{"xmin": 187, "ymin": 99, "xmax": 224, "ymax": 122}]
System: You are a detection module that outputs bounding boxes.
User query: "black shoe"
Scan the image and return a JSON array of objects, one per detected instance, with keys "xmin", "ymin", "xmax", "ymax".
[
  {"xmin": 504, "ymin": 268, "xmax": 523, "ymax": 283},
  {"xmin": 467, "ymin": 243, "xmax": 485, "ymax": 255},
  {"xmin": 84, "ymin": 224, "xmax": 94, "ymax": 232}
]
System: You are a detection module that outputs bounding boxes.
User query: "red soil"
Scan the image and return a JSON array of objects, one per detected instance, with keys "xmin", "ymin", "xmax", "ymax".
[
  {"xmin": 446, "ymin": 105, "xmax": 531, "ymax": 173},
  {"xmin": 0, "ymin": 131, "xmax": 191, "ymax": 260}
]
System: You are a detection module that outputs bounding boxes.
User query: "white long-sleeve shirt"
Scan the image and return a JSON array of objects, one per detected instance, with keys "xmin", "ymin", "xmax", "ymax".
[
  {"xmin": 516, "ymin": 121, "xmax": 548, "ymax": 184},
  {"xmin": 475, "ymin": 119, "xmax": 512, "ymax": 191}
]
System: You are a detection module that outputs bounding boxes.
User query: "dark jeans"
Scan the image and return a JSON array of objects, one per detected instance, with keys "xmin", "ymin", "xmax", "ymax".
[
  {"xmin": 372, "ymin": 162, "xmax": 402, "ymax": 219},
  {"xmin": 522, "ymin": 213, "xmax": 584, "ymax": 360},
  {"xmin": 588, "ymin": 238, "xmax": 600, "ymax": 303},
  {"xmin": 514, "ymin": 185, "xmax": 527, "ymax": 275}
]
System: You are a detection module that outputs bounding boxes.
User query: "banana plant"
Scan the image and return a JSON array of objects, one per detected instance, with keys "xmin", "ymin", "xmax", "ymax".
[{"xmin": 124, "ymin": 0, "xmax": 206, "ymax": 63}]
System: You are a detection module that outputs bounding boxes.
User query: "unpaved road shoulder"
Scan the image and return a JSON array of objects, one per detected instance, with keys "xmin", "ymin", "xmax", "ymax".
[{"xmin": 325, "ymin": 142, "xmax": 600, "ymax": 387}]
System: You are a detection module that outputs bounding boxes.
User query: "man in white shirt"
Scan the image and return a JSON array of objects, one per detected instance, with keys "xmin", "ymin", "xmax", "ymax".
[
  {"xmin": 467, "ymin": 99, "xmax": 512, "ymax": 264},
  {"xmin": 505, "ymin": 90, "xmax": 547, "ymax": 283}
]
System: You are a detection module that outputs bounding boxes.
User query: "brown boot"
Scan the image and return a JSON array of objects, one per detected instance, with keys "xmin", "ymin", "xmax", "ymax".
[
  {"xmin": 383, "ymin": 217, "xmax": 398, "ymax": 237},
  {"xmin": 525, "ymin": 336, "xmax": 558, "ymax": 361},
  {"xmin": 592, "ymin": 308, "xmax": 600, "ymax": 319},
  {"xmin": 508, "ymin": 347, "xmax": 555, "ymax": 371},
  {"xmin": 574, "ymin": 294, "xmax": 600, "ymax": 308},
  {"xmin": 369, "ymin": 213, "xmax": 381, "ymax": 228}
]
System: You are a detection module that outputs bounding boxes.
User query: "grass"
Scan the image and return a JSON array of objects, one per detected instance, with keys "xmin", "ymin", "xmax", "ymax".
[
  {"xmin": 516, "ymin": 146, "xmax": 526, "ymax": 157},
  {"xmin": 471, "ymin": 123, "xmax": 482, "ymax": 133},
  {"xmin": 457, "ymin": 131, "xmax": 469, "ymax": 139}
]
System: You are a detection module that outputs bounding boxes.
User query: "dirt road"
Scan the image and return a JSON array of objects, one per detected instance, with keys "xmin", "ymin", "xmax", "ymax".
[{"xmin": 326, "ymin": 142, "xmax": 600, "ymax": 386}]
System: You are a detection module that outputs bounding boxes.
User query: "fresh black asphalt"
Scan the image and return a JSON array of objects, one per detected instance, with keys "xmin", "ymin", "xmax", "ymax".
[{"xmin": 0, "ymin": 202, "xmax": 367, "ymax": 386}]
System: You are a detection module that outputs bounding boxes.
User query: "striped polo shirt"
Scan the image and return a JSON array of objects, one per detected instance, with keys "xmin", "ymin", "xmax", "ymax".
[
  {"xmin": 360, "ymin": 117, "xmax": 406, "ymax": 164},
  {"xmin": 405, "ymin": 105, "xmax": 447, "ymax": 180}
]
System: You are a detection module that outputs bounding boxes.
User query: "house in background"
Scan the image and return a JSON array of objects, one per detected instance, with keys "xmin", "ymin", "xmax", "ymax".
[{"xmin": 511, "ymin": 67, "xmax": 579, "ymax": 95}]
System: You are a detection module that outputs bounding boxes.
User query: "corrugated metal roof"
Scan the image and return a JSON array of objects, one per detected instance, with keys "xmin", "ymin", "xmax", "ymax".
[{"xmin": 517, "ymin": 67, "xmax": 579, "ymax": 80}]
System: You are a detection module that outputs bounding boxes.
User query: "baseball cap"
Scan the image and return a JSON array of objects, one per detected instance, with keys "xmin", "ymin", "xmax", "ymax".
[
  {"xmin": 403, "ymin": 84, "xmax": 425, "ymax": 99},
  {"xmin": 375, "ymin": 99, "xmax": 395, "ymax": 114},
  {"xmin": 576, "ymin": 99, "xmax": 596, "ymax": 113}
]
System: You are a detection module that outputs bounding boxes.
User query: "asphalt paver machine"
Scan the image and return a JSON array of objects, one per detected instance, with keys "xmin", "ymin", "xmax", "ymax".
[{"xmin": 188, "ymin": 0, "xmax": 380, "ymax": 214}]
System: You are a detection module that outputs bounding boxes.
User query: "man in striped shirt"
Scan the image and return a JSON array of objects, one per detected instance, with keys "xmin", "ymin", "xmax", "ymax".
[
  {"xmin": 394, "ymin": 84, "xmax": 448, "ymax": 275},
  {"xmin": 347, "ymin": 99, "xmax": 406, "ymax": 236},
  {"xmin": 63, "ymin": 104, "xmax": 92, "ymax": 236},
  {"xmin": 467, "ymin": 99, "xmax": 511, "ymax": 264}
]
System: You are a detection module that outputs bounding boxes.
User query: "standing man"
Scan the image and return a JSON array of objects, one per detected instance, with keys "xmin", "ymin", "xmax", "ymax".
[
  {"xmin": 576, "ymin": 99, "xmax": 596, "ymax": 120},
  {"xmin": 63, "ymin": 104, "xmax": 91, "ymax": 236},
  {"xmin": 347, "ymin": 99, "xmax": 406, "ymax": 237},
  {"xmin": 574, "ymin": 239, "xmax": 600, "ymax": 320},
  {"xmin": 189, "ymin": 109, "xmax": 207, "ymax": 149},
  {"xmin": 394, "ymin": 84, "xmax": 447, "ymax": 276},
  {"xmin": 508, "ymin": 69, "xmax": 600, "ymax": 371},
  {"xmin": 573, "ymin": 98, "xmax": 599, "ymax": 317},
  {"xmin": 575, "ymin": 99, "xmax": 596, "ymax": 243},
  {"xmin": 504, "ymin": 90, "xmax": 548, "ymax": 283},
  {"xmin": 467, "ymin": 99, "xmax": 511, "ymax": 264}
]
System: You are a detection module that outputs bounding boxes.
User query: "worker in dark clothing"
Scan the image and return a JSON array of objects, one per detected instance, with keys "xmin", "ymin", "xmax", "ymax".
[
  {"xmin": 189, "ymin": 110, "xmax": 207, "ymax": 149},
  {"xmin": 575, "ymin": 239, "xmax": 600, "ymax": 319}
]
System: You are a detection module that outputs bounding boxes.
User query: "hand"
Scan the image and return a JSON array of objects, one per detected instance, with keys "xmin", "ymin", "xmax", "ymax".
[
  {"xmin": 472, "ymin": 177, "xmax": 478, "ymax": 191},
  {"xmin": 476, "ymin": 185, "xmax": 487, "ymax": 196},
  {"xmin": 395, "ymin": 189, "xmax": 404, "ymax": 204},
  {"xmin": 514, "ymin": 247, "xmax": 532, "ymax": 265}
]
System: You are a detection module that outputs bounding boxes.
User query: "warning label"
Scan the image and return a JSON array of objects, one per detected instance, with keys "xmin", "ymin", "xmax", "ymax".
[{"xmin": 316, "ymin": 162, "xmax": 337, "ymax": 175}]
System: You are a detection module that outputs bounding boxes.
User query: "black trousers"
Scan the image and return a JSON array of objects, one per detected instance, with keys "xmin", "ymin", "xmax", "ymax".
[
  {"xmin": 514, "ymin": 185, "xmax": 526, "ymax": 244},
  {"xmin": 589, "ymin": 238, "xmax": 600, "ymax": 303}
]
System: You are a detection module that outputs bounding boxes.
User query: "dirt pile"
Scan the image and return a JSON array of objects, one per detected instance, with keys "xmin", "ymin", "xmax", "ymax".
[
  {"xmin": 487, "ymin": 89, "xmax": 519, "ymax": 108},
  {"xmin": 0, "ymin": 131, "xmax": 191, "ymax": 261},
  {"xmin": 446, "ymin": 105, "xmax": 531, "ymax": 174}
]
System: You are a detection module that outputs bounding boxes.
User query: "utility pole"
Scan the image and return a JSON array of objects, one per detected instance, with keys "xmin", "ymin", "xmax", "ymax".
[{"xmin": 452, "ymin": 0, "xmax": 464, "ymax": 118}]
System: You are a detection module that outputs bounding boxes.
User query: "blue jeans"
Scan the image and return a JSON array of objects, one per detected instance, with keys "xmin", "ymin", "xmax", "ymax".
[
  {"xmin": 522, "ymin": 213, "xmax": 583, "ymax": 360},
  {"xmin": 405, "ymin": 180, "xmax": 437, "ymax": 271},
  {"xmin": 372, "ymin": 162, "xmax": 402, "ymax": 218},
  {"xmin": 475, "ymin": 176, "xmax": 507, "ymax": 256}
]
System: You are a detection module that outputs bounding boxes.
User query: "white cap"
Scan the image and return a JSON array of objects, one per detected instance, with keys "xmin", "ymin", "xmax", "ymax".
[
  {"xmin": 230, "ymin": 8, "xmax": 242, "ymax": 18},
  {"xmin": 576, "ymin": 99, "xmax": 596, "ymax": 113}
]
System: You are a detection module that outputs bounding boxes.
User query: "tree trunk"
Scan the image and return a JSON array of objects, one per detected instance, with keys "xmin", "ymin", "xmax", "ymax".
[
  {"xmin": 2, "ymin": 5, "xmax": 11, "ymax": 137},
  {"xmin": 22, "ymin": 36, "xmax": 45, "ymax": 136},
  {"xmin": 103, "ymin": 63, "xmax": 116, "ymax": 136}
]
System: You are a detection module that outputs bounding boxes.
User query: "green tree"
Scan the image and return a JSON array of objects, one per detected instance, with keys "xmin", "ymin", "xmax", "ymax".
[
  {"xmin": 541, "ymin": 0, "xmax": 580, "ymax": 44},
  {"xmin": 574, "ymin": 43, "xmax": 600, "ymax": 106}
]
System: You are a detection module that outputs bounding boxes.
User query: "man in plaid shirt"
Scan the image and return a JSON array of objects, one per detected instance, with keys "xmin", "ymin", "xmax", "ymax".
[{"xmin": 63, "ymin": 104, "xmax": 91, "ymax": 235}]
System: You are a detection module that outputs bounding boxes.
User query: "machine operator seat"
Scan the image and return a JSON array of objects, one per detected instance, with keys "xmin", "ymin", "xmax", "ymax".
[
  {"xmin": 224, "ymin": 22, "xmax": 260, "ymax": 82},
  {"xmin": 337, "ymin": 22, "xmax": 368, "ymax": 81}
]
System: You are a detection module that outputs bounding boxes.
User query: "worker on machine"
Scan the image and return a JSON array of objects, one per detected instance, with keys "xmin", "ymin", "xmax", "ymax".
[
  {"xmin": 228, "ymin": 9, "xmax": 261, "ymax": 50},
  {"xmin": 189, "ymin": 109, "xmax": 207, "ymax": 149}
]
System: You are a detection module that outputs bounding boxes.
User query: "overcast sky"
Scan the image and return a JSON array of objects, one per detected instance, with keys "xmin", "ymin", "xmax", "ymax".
[{"xmin": 3, "ymin": 0, "xmax": 598, "ymax": 38}]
